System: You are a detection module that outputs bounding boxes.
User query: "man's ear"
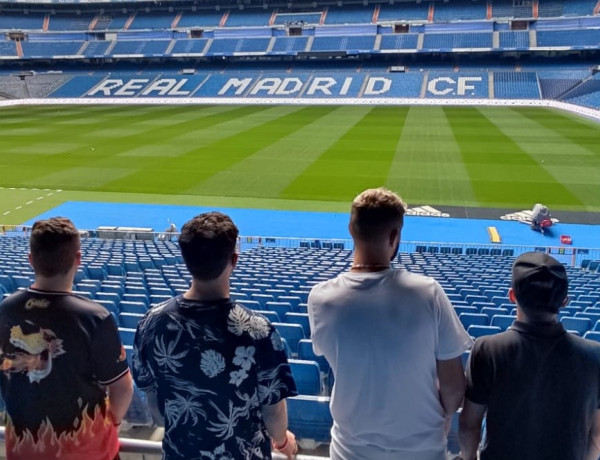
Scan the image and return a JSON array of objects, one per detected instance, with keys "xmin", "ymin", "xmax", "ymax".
[
  {"xmin": 75, "ymin": 250, "xmax": 82, "ymax": 267},
  {"xmin": 231, "ymin": 252, "xmax": 239, "ymax": 270},
  {"xmin": 28, "ymin": 252, "xmax": 33, "ymax": 267},
  {"xmin": 389, "ymin": 227, "xmax": 399, "ymax": 246},
  {"xmin": 508, "ymin": 288, "xmax": 517, "ymax": 304}
]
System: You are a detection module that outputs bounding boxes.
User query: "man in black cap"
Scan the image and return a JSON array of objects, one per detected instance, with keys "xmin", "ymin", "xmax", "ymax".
[{"xmin": 458, "ymin": 252, "xmax": 600, "ymax": 460}]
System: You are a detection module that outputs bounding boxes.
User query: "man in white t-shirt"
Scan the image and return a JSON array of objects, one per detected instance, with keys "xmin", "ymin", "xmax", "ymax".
[{"xmin": 308, "ymin": 188, "xmax": 473, "ymax": 460}]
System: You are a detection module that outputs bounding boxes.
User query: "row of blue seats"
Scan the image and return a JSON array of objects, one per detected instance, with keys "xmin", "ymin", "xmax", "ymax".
[
  {"xmin": 6, "ymin": 28, "xmax": 597, "ymax": 60},
  {"xmin": 0, "ymin": 0, "xmax": 596, "ymax": 32}
]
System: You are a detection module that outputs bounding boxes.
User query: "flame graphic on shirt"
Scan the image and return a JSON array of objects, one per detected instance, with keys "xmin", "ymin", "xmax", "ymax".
[{"xmin": 5, "ymin": 402, "xmax": 120, "ymax": 460}]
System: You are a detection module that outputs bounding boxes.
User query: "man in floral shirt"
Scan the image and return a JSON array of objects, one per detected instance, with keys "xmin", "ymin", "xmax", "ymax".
[{"xmin": 133, "ymin": 212, "xmax": 298, "ymax": 459}]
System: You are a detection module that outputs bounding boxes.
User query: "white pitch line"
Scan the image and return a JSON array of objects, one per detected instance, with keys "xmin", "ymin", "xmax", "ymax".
[{"xmin": 0, "ymin": 187, "xmax": 62, "ymax": 217}]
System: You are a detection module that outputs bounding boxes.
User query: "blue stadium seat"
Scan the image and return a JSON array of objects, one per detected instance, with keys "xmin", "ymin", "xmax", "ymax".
[
  {"xmin": 237, "ymin": 299, "xmax": 261, "ymax": 310},
  {"xmin": 584, "ymin": 331, "xmax": 600, "ymax": 343},
  {"xmin": 459, "ymin": 313, "xmax": 489, "ymax": 329},
  {"xmin": 561, "ymin": 317, "xmax": 592, "ymax": 336},
  {"xmin": 490, "ymin": 315, "xmax": 516, "ymax": 331},
  {"xmin": 96, "ymin": 299, "xmax": 119, "ymax": 315},
  {"xmin": 480, "ymin": 307, "xmax": 509, "ymax": 320},
  {"xmin": 468, "ymin": 325, "xmax": 502, "ymax": 339},
  {"xmin": 265, "ymin": 301, "xmax": 293, "ymax": 319},
  {"xmin": 124, "ymin": 384, "xmax": 153, "ymax": 426},
  {"xmin": 284, "ymin": 312, "xmax": 310, "ymax": 335},
  {"xmin": 251, "ymin": 293, "xmax": 275, "ymax": 309},
  {"xmin": 287, "ymin": 395, "xmax": 332, "ymax": 443},
  {"xmin": 118, "ymin": 327, "xmax": 136, "ymax": 346},
  {"xmin": 272, "ymin": 323, "xmax": 305, "ymax": 355},
  {"xmin": 119, "ymin": 301, "xmax": 147, "ymax": 315},
  {"xmin": 289, "ymin": 359, "xmax": 321, "ymax": 396},
  {"xmin": 298, "ymin": 339, "xmax": 330, "ymax": 374},
  {"xmin": 255, "ymin": 310, "xmax": 280, "ymax": 323},
  {"xmin": 119, "ymin": 312, "xmax": 144, "ymax": 329}
]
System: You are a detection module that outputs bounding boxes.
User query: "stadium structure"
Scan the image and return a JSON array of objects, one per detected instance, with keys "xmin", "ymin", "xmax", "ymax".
[{"xmin": 1, "ymin": 0, "xmax": 600, "ymax": 458}]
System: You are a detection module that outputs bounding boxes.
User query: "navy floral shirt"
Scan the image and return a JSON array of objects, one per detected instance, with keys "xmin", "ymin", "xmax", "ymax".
[{"xmin": 133, "ymin": 296, "xmax": 297, "ymax": 460}]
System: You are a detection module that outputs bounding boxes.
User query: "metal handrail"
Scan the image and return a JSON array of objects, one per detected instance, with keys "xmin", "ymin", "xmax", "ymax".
[{"xmin": 0, "ymin": 427, "xmax": 327, "ymax": 459}]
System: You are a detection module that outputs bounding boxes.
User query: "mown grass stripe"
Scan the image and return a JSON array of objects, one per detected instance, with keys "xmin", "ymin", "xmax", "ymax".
[
  {"xmin": 280, "ymin": 106, "xmax": 408, "ymax": 202},
  {"xmin": 8, "ymin": 105, "xmax": 271, "ymax": 190},
  {"xmin": 186, "ymin": 105, "xmax": 371, "ymax": 197},
  {"xmin": 386, "ymin": 106, "xmax": 477, "ymax": 207},
  {"xmin": 444, "ymin": 106, "xmax": 583, "ymax": 209},
  {"xmin": 479, "ymin": 106, "xmax": 600, "ymax": 210},
  {"xmin": 103, "ymin": 105, "xmax": 313, "ymax": 194}
]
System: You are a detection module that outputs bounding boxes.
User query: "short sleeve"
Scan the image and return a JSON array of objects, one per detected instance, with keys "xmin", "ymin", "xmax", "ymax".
[
  {"xmin": 132, "ymin": 317, "xmax": 156, "ymax": 392},
  {"xmin": 434, "ymin": 281, "xmax": 473, "ymax": 360},
  {"xmin": 465, "ymin": 339, "xmax": 492, "ymax": 405},
  {"xmin": 256, "ymin": 324, "xmax": 298, "ymax": 406},
  {"xmin": 89, "ymin": 314, "xmax": 130, "ymax": 385}
]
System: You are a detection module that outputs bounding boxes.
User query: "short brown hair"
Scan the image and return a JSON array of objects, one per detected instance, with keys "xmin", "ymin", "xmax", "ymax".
[
  {"xmin": 178, "ymin": 212, "xmax": 239, "ymax": 281},
  {"xmin": 350, "ymin": 188, "xmax": 407, "ymax": 241},
  {"xmin": 30, "ymin": 217, "xmax": 80, "ymax": 277}
]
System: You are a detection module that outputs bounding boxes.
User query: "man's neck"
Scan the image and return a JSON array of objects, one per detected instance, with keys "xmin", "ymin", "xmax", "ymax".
[
  {"xmin": 183, "ymin": 278, "xmax": 230, "ymax": 302},
  {"xmin": 516, "ymin": 308, "xmax": 558, "ymax": 325},
  {"xmin": 351, "ymin": 250, "xmax": 390, "ymax": 272},
  {"xmin": 31, "ymin": 276, "xmax": 73, "ymax": 293}
]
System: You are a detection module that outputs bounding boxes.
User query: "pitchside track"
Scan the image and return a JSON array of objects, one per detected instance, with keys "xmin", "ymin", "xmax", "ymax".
[{"xmin": 1, "ymin": 104, "xmax": 600, "ymax": 225}]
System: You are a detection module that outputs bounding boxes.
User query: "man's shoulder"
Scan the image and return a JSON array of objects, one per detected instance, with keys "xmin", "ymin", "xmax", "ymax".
[
  {"xmin": 471, "ymin": 329, "xmax": 518, "ymax": 354},
  {"xmin": 566, "ymin": 332, "xmax": 600, "ymax": 359}
]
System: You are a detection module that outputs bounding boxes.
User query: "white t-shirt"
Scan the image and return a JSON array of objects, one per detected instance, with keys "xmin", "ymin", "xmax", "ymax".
[{"xmin": 308, "ymin": 269, "xmax": 472, "ymax": 457}]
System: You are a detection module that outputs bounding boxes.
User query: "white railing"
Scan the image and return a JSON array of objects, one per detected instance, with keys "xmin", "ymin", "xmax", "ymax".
[{"xmin": 0, "ymin": 427, "xmax": 327, "ymax": 459}]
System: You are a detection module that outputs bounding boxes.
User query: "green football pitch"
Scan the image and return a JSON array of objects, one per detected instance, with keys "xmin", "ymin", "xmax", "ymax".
[{"xmin": 1, "ymin": 103, "xmax": 600, "ymax": 224}]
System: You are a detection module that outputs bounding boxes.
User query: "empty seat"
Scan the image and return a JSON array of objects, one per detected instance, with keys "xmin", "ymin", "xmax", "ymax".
[
  {"xmin": 119, "ymin": 312, "xmax": 144, "ymax": 329},
  {"xmin": 459, "ymin": 313, "xmax": 489, "ymax": 329},
  {"xmin": 96, "ymin": 299, "xmax": 118, "ymax": 315},
  {"xmin": 284, "ymin": 312, "xmax": 310, "ymax": 335},
  {"xmin": 287, "ymin": 395, "xmax": 332, "ymax": 443},
  {"xmin": 255, "ymin": 310, "xmax": 280, "ymax": 323},
  {"xmin": 288, "ymin": 359, "xmax": 321, "ymax": 396},
  {"xmin": 584, "ymin": 331, "xmax": 600, "ymax": 343},
  {"xmin": 468, "ymin": 325, "xmax": 501, "ymax": 339},
  {"xmin": 454, "ymin": 306, "xmax": 478, "ymax": 317},
  {"xmin": 119, "ymin": 301, "xmax": 147, "ymax": 315},
  {"xmin": 480, "ymin": 307, "xmax": 509, "ymax": 320},
  {"xmin": 298, "ymin": 339, "xmax": 330, "ymax": 374},
  {"xmin": 251, "ymin": 293, "xmax": 275, "ymax": 309},
  {"xmin": 265, "ymin": 301, "xmax": 293, "ymax": 319},
  {"xmin": 272, "ymin": 323, "xmax": 305, "ymax": 355},
  {"xmin": 561, "ymin": 316, "xmax": 592, "ymax": 335},
  {"xmin": 490, "ymin": 315, "xmax": 516, "ymax": 331},
  {"xmin": 118, "ymin": 327, "xmax": 136, "ymax": 346}
]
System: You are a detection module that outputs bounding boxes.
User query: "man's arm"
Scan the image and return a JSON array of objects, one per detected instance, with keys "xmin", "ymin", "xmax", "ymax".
[
  {"xmin": 458, "ymin": 399, "xmax": 486, "ymax": 460},
  {"xmin": 107, "ymin": 371, "xmax": 134, "ymax": 426},
  {"xmin": 261, "ymin": 400, "xmax": 297, "ymax": 459},
  {"xmin": 437, "ymin": 356, "xmax": 466, "ymax": 416},
  {"xmin": 585, "ymin": 408, "xmax": 600, "ymax": 460},
  {"xmin": 143, "ymin": 389, "xmax": 165, "ymax": 426}
]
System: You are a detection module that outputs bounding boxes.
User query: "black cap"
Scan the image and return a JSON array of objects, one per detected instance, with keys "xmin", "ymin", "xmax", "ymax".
[{"xmin": 512, "ymin": 252, "xmax": 568, "ymax": 313}]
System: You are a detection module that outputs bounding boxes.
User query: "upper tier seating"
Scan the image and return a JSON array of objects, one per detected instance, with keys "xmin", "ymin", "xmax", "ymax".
[
  {"xmin": 48, "ymin": 14, "xmax": 94, "ymax": 31},
  {"xmin": 423, "ymin": 32, "xmax": 493, "ymax": 49},
  {"xmin": 0, "ymin": 13, "xmax": 44, "ymax": 30},
  {"xmin": 325, "ymin": 6, "xmax": 374, "ymax": 24},
  {"xmin": 128, "ymin": 12, "xmax": 175, "ymax": 30},
  {"xmin": 434, "ymin": 2, "xmax": 487, "ymax": 21}
]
